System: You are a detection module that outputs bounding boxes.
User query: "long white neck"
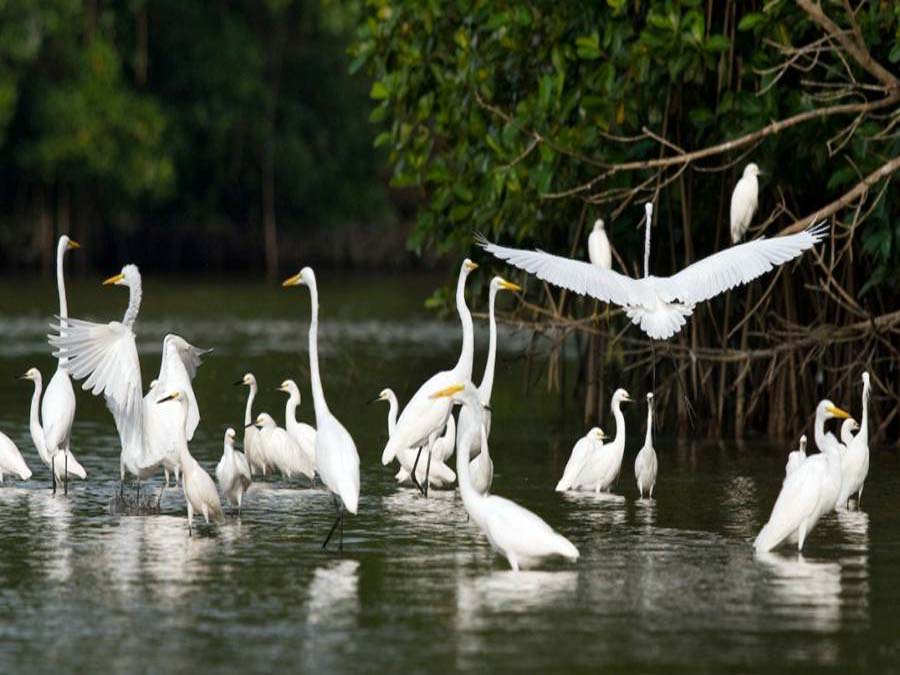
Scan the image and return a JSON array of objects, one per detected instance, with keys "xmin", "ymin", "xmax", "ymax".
[
  {"xmin": 28, "ymin": 379, "xmax": 47, "ymax": 461},
  {"xmin": 859, "ymin": 376, "xmax": 870, "ymax": 444},
  {"xmin": 56, "ymin": 240, "xmax": 69, "ymax": 323},
  {"xmin": 813, "ymin": 407, "xmax": 836, "ymax": 455},
  {"xmin": 285, "ymin": 391, "xmax": 300, "ymax": 427},
  {"xmin": 122, "ymin": 280, "xmax": 142, "ymax": 328},
  {"xmin": 243, "ymin": 383, "xmax": 257, "ymax": 426},
  {"xmin": 223, "ymin": 439, "xmax": 235, "ymax": 459},
  {"xmin": 386, "ymin": 392, "xmax": 398, "ymax": 436},
  {"xmin": 176, "ymin": 402, "xmax": 193, "ymax": 467},
  {"xmin": 478, "ymin": 286, "xmax": 499, "ymax": 402},
  {"xmin": 454, "ymin": 269, "xmax": 474, "ymax": 380},
  {"xmin": 612, "ymin": 398, "xmax": 627, "ymax": 447},
  {"xmin": 455, "ymin": 395, "xmax": 484, "ymax": 514},
  {"xmin": 644, "ymin": 400, "xmax": 653, "ymax": 448},
  {"xmin": 306, "ymin": 275, "xmax": 329, "ymax": 420},
  {"xmin": 643, "ymin": 203, "xmax": 653, "ymax": 278}
]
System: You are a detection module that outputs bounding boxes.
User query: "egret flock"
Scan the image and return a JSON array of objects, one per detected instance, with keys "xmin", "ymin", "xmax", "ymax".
[{"xmin": 0, "ymin": 169, "xmax": 875, "ymax": 569}]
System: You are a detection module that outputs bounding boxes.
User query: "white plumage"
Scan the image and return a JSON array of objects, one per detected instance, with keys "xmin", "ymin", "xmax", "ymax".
[
  {"xmin": 785, "ymin": 435, "xmax": 807, "ymax": 476},
  {"xmin": 730, "ymin": 163, "xmax": 761, "ymax": 243},
  {"xmin": 279, "ymin": 379, "xmax": 317, "ymax": 473},
  {"xmin": 838, "ymin": 372, "xmax": 870, "ymax": 510},
  {"xmin": 236, "ymin": 373, "xmax": 267, "ymax": 476},
  {"xmin": 216, "ymin": 427, "xmax": 252, "ymax": 513},
  {"xmin": 255, "ymin": 412, "xmax": 314, "ymax": 481},
  {"xmin": 561, "ymin": 388, "xmax": 632, "ymax": 492},
  {"xmin": 587, "ymin": 219, "xmax": 612, "ymax": 269},
  {"xmin": 0, "ymin": 430, "xmax": 32, "ymax": 482},
  {"xmin": 555, "ymin": 427, "xmax": 606, "ymax": 492},
  {"xmin": 634, "ymin": 393, "xmax": 658, "ymax": 499}
]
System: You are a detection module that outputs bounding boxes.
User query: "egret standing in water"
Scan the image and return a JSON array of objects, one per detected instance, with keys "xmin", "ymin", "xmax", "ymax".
[
  {"xmin": 555, "ymin": 428, "xmax": 607, "ymax": 492},
  {"xmin": 838, "ymin": 372, "xmax": 870, "ymax": 510},
  {"xmin": 253, "ymin": 412, "xmax": 314, "ymax": 482},
  {"xmin": 634, "ymin": 393, "xmax": 658, "ymax": 499},
  {"xmin": 235, "ymin": 373, "xmax": 267, "ymax": 476},
  {"xmin": 278, "ymin": 379, "xmax": 317, "ymax": 473},
  {"xmin": 432, "ymin": 383, "xmax": 579, "ymax": 571},
  {"xmin": 730, "ymin": 163, "xmax": 761, "ymax": 243},
  {"xmin": 216, "ymin": 427, "xmax": 252, "ymax": 514},
  {"xmin": 283, "ymin": 267, "xmax": 360, "ymax": 550},
  {"xmin": 0, "ymin": 430, "xmax": 32, "ymax": 482}
]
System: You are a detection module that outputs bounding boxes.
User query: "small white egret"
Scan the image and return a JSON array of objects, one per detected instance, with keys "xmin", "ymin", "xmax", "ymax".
[
  {"xmin": 20, "ymin": 368, "xmax": 86, "ymax": 492},
  {"xmin": 394, "ymin": 416, "xmax": 456, "ymax": 488},
  {"xmin": 283, "ymin": 267, "xmax": 360, "ymax": 550},
  {"xmin": 567, "ymin": 389, "xmax": 633, "ymax": 492},
  {"xmin": 253, "ymin": 412, "xmax": 314, "ymax": 482},
  {"xmin": 0, "ymin": 430, "xmax": 32, "ymax": 482},
  {"xmin": 235, "ymin": 373, "xmax": 267, "ymax": 475},
  {"xmin": 478, "ymin": 206, "xmax": 825, "ymax": 340},
  {"xmin": 838, "ymin": 372, "xmax": 870, "ymax": 510},
  {"xmin": 754, "ymin": 401, "xmax": 850, "ymax": 553},
  {"xmin": 634, "ymin": 393, "xmax": 658, "ymax": 499},
  {"xmin": 587, "ymin": 219, "xmax": 612, "ymax": 269},
  {"xmin": 840, "ymin": 418, "xmax": 860, "ymax": 447},
  {"xmin": 278, "ymin": 379, "xmax": 317, "ymax": 472},
  {"xmin": 730, "ymin": 163, "xmax": 761, "ymax": 243},
  {"xmin": 555, "ymin": 427, "xmax": 607, "ymax": 492},
  {"xmin": 157, "ymin": 390, "xmax": 224, "ymax": 535},
  {"xmin": 785, "ymin": 435, "xmax": 807, "ymax": 476},
  {"xmin": 432, "ymin": 382, "xmax": 579, "ymax": 571},
  {"xmin": 216, "ymin": 427, "xmax": 252, "ymax": 514}
]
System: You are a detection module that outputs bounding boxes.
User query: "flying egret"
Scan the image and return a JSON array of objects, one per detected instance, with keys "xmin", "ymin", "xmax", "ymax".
[
  {"xmin": 253, "ymin": 412, "xmax": 314, "ymax": 482},
  {"xmin": 41, "ymin": 235, "xmax": 81, "ymax": 493},
  {"xmin": 477, "ymin": 207, "xmax": 826, "ymax": 340},
  {"xmin": 754, "ymin": 400, "xmax": 850, "ymax": 553},
  {"xmin": 216, "ymin": 427, "xmax": 252, "ymax": 514},
  {"xmin": 587, "ymin": 219, "xmax": 612, "ymax": 270},
  {"xmin": 283, "ymin": 267, "xmax": 360, "ymax": 551},
  {"xmin": 381, "ymin": 259, "xmax": 478, "ymax": 493},
  {"xmin": 456, "ymin": 276, "xmax": 521, "ymax": 496},
  {"xmin": 838, "ymin": 372, "xmax": 870, "ymax": 510},
  {"xmin": 432, "ymin": 382, "xmax": 579, "ymax": 571},
  {"xmin": 785, "ymin": 435, "xmax": 807, "ymax": 476},
  {"xmin": 555, "ymin": 427, "xmax": 607, "ymax": 492},
  {"xmin": 634, "ymin": 392, "xmax": 658, "ymax": 499},
  {"xmin": 278, "ymin": 379, "xmax": 317, "ymax": 473},
  {"xmin": 0, "ymin": 430, "xmax": 32, "ymax": 482},
  {"xmin": 235, "ymin": 373, "xmax": 267, "ymax": 476},
  {"xmin": 157, "ymin": 390, "xmax": 224, "ymax": 534},
  {"xmin": 373, "ymin": 388, "xmax": 456, "ymax": 491},
  {"xmin": 20, "ymin": 368, "xmax": 86, "ymax": 492},
  {"xmin": 730, "ymin": 163, "xmax": 761, "ymax": 243},
  {"xmin": 561, "ymin": 389, "xmax": 633, "ymax": 492}
]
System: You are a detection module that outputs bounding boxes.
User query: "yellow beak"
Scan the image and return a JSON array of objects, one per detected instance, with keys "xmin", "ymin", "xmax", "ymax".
[
  {"xmin": 498, "ymin": 279, "xmax": 522, "ymax": 292},
  {"xmin": 827, "ymin": 405, "xmax": 850, "ymax": 419},
  {"xmin": 464, "ymin": 260, "xmax": 479, "ymax": 271},
  {"xmin": 102, "ymin": 272, "xmax": 124, "ymax": 286},
  {"xmin": 67, "ymin": 240, "xmax": 81, "ymax": 250},
  {"xmin": 282, "ymin": 272, "xmax": 303, "ymax": 287},
  {"xmin": 429, "ymin": 383, "xmax": 465, "ymax": 399}
]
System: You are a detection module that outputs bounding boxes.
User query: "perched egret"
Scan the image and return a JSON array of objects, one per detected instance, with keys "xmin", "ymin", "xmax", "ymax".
[
  {"xmin": 216, "ymin": 427, "xmax": 252, "ymax": 514},
  {"xmin": 381, "ymin": 259, "xmax": 478, "ymax": 492},
  {"xmin": 840, "ymin": 418, "xmax": 860, "ymax": 447},
  {"xmin": 157, "ymin": 390, "xmax": 224, "ymax": 534},
  {"xmin": 587, "ymin": 219, "xmax": 612, "ymax": 269},
  {"xmin": 20, "ymin": 368, "xmax": 86, "ymax": 492},
  {"xmin": 478, "ymin": 207, "xmax": 825, "ymax": 340},
  {"xmin": 0, "ymin": 430, "xmax": 32, "ymax": 482},
  {"xmin": 566, "ymin": 389, "xmax": 633, "ymax": 492},
  {"xmin": 235, "ymin": 373, "xmax": 267, "ymax": 476},
  {"xmin": 254, "ymin": 412, "xmax": 314, "ymax": 482},
  {"xmin": 432, "ymin": 383, "xmax": 579, "ymax": 571},
  {"xmin": 785, "ymin": 435, "xmax": 807, "ymax": 476},
  {"xmin": 838, "ymin": 372, "xmax": 870, "ymax": 510},
  {"xmin": 754, "ymin": 401, "xmax": 850, "ymax": 553},
  {"xmin": 373, "ymin": 388, "xmax": 456, "ymax": 492},
  {"xmin": 555, "ymin": 427, "xmax": 607, "ymax": 492},
  {"xmin": 278, "ymin": 379, "xmax": 317, "ymax": 473},
  {"xmin": 730, "ymin": 163, "xmax": 761, "ymax": 243},
  {"xmin": 634, "ymin": 393, "xmax": 658, "ymax": 499},
  {"xmin": 283, "ymin": 267, "xmax": 360, "ymax": 550},
  {"xmin": 457, "ymin": 276, "xmax": 521, "ymax": 495}
]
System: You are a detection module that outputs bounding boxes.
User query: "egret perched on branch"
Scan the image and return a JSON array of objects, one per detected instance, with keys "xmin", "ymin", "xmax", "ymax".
[
  {"xmin": 587, "ymin": 219, "xmax": 612, "ymax": 270},
  {"xmin": 785, "ymin": 435, "xmax": 807, "ymax": 476},
  {"xmin": 278, "ymin": 379, "xmax": 317, "ymax": 473},
  {"xmin": 283, "ymin": 267, "xmax": 360, "ymax": 551},
  {"xmin": 0, "ymin": 430, "xmax": 32, "ymax": 482},
  {"xmin": 235, "ymin": 373, "xmax": 267, "ymax": 476},
  {"xmin": 634, "ymin": 393, "xmax": 658, "ymax": 499},
  {"xmin": 432, "ymin": 382, "xmax": 579, "ymax": 571},
  {"xmin": 216, "ymin": 427, "xmax": 252, "ymax": 514},
  {"xmin": 730, "ymin": 163, "xmax": 761, "ymax": 243},
  {"xmin": 838, "ymin": 372, "xmax": 870, "ymax": 510},
  {"xmin": 478, "ymin": 203, "xmax": 825, "ymax": 340}
]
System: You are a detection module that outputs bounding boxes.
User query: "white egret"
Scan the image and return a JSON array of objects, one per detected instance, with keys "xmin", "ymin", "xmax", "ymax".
[
  {"xmin": 20, "ymin": 368, "xmax": 86, "ymax": 492},
  {"xmin": 373, "ymin": 388, "xmax": 456, "ymax": 491},
  {"xmin": 157, "ymin": 390, "xmax": 224, "ymax": 534},
  {"xmin": 381, "ymin": 260, "xmax": 478, "ymax": 490},
  {"xmin": 432, "ymin": 382, "xmax": 579, "ymax": 571},
  {"xmin": 785, "ymin": 435, "xmax": 807, "ymax": 476},
  {"xmin": 41, "ymin": 235, "xmax": 81, "ymax": 492},
  {"xmin": 634, "ymin": 393, "xmax": 658, "ymax": 499},
  {"xmin": 216, "ymin": 427, "xmax": 252, "ymax": 514},
  {"xmin": 838, "ymin": 372, "xmax": 870, "ymax": 510},
  {"xmin": 587, "ymin": 219, "xmax": 612, "ymax": 269},
  {"xmin": 555, "ymin": 427, "xmax": 607, "ymax": 492},
  {"xmin": 283, "ymin": 267, "xmax": 360, "ymax": 550},
  {"xmin": 840, "ymin": 418, "xmax": 860, "ymax": 447},
  {"xmin": 730, "ymin": 163, "xmax": 761, "ymax": 243},
  {"xmin": 564, "ymin": 388, "xmax": 633, "ymax": 492},
  {"xmin": 754, "ymin": 401, "xmax": 850, "ymax": 553},
  {"xmin": 394, "ymin": 416, "xmax": 456, "ymax": 488},
  {"xmin": 0, "ymin": 430, "xmax": 32, "ymax": 482},
  {"xmin": 456, "ymin": 276, "xmax": 521, "ymax": 496},
  {"xmin": 253, "ymin": 412, "xmax": 314, "ymax": 482},
  {"xmin": 235, "ymin": 373, "xmax": 267, "ymax": 476},
  {"xmin": 278, "ymin": 379, "xmax": 317, "ymax": 472},
  {"xmin": 478, "ymin": 207, "xmax": 826, "ymax": 340}
]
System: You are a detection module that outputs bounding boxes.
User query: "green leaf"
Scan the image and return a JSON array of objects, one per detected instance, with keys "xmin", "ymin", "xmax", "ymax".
[
  {"xmin": 369, "ymin": 81, "xmax": 389, "ymax": 100},
  {"xmin": 737, "ymin": 12, "xmax": 766, "ymax": 31},
  {"xmin": 576, "ymin": 33, "xmax": 601, "ymax": 60}
]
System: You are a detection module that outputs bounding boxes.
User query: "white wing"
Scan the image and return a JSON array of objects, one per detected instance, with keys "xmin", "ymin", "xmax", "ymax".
[
  {"xmin": 235, "ymin": 451, "xmax": 252, "ymax": 488},
  {"xmin": 157, "ymin": 334, "xmax": 209, "ymax": 440},
  {"xmin": 755, "ymin": 456, "xmax": 822, "ymax": 552}
]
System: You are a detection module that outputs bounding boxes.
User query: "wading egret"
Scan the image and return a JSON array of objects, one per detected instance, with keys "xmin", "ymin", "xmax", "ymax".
[
  {"xmin": 785, "ymin": 435, "xmax": 807, "ymax": 476},
  {"xmin": 158, "ymin": 390, "xmax": 224, "ymax": 534},
  {"xmin": 0, "ymin": 430, "xmax": 32, "ymax": 482},
  {"xmin": 432, "ymin": 382, "xmax": 579, "ymax": 571},
  {"xmin": 381, "ymin": 260, "xmax": 478, "ymax": 490},
  {"xmin": 478, "ymin": 208, "xmax": 825, "ymax": 340},
  {"xmin": 216, "ymin": 427, "xmax": 252, "ymax": 514},
  {"xmin": 838, "ymin": 372, "xmax": 870, "ymax": 510},
  {"xmin": 566, "ymin": 389, "xmax": 633, "ymax": 492},
  {"xmin": 373, "ymin": 388, "xmax": 456, "ymax": 491},
  {"xmin": 456, "ymin": 276, "xmax": 521, "ymax": 496},
  {"xmin": 555, "ymin": 427, "xmax": 607, "ymax": 492},
  {"xmin": 588, "ymin": 219, "xmax": 612, "ymax": 270},
  {"xmin": 840, "ymin": 418, "xmax": 859, "ymax": 447},
  {"xmin": 634, "ymin": 393, "xmax": 658, "ymax": 499},
  {"xmin": 253, "ymin": 412, "xmax": 314, "ymax": 482},
  {"xmin": 278, "ymin": 379, "xmax": 317, "ymax": 472},
  {"xmin": 394, "ymin": 416, "xmax": 456, "ymax": 488},
  {"xmin": 20, "ymin": 368, "xmax": 86, "ymax": 491},
  {"xmin": 283, "ymin": 267, "xmax": 360, "ymax": 551},
  {"xmin": 235, "ymin": 373, "xmax": 267, "ymax": 475},
  {"xmin": 754, "ymin": 401, "xmax": 850, "ymax": 553},
  {"xmin": 730, "ymin": 163, "xmax": 761, "ymax": 243}
]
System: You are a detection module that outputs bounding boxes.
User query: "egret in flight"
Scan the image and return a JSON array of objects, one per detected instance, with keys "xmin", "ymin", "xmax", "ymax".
[
  {"xmin": 730, "ymin": 163, "xmax": 761, "ymax": 243},
  {"xmin": 216, "ymin": 427, "xmax": 252, "ymax": 514},
  {"xmin": 0, "ymin": 430, "xmax": 32, "ymax": 482},
  {"xmin": 478, "ymin": 204, "xmax": 825, "ymax": 339},
  {"xmin": 634, "ymin": 393, "xmax": 658, "ymax": 499},
  {"xmin": 838, "ymin": 372, "xmax": 870, "ymax": 510},
  {"xmin": 284, "ymin": 267, "xmax": 360, "ymax": 551},
  {"xmin": 432, "ymin": 382, "xmax": 579, "ymax": 571},
  {"xmin": 235, "ymin": 373, "xmax": 267, "ymax": 475},
  {"xmin": 785, "ymin": 435, "xmax": 807, "ymax": 476},
  {"xmin": 278, "ymin": 379, "xmax": 317, "ymax": 473}
]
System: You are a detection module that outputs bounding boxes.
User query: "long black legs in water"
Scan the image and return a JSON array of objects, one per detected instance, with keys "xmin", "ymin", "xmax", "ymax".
[
  {"xmin": 51, "ymin": 454, "xmax": 56, "ymax": 494},
  {"xmin": 409, "ymin": 447, "xmax": 426, "ymax": 496},
  {"xmin": 423, "ymin": 450, "xmax": 432, "ymax": 498},
  {"xmin": 322, "ymin": 495, "xmax": 344, "ymax": 551},
  {"xmin": 64, "ymin": 453, "xmax": 68, "ymax": 495}
]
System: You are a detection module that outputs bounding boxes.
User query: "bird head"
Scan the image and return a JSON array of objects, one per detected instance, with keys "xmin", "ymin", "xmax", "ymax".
[
  {"xmin": 60, "ymin": 235, "xmax": 80, "ymax": 252},
  {"xmin": 614, "ymin": 388, "xmax": 633, "ymax": 404},
  {"xmin": 490, "ymin": 276, "xmax": 521, "ymax": 294},
  {"xmin": 102, "ymin": 264, "xmax": 140, "ymax": 288},
  {"xmin": 277, "ymin": 379, "xmax": 298, "ymax": 396},
  {"xmin": 462, "ymin": 258, "xmax": 479, "ymax": 274},
  {"xmin": 19, "ymin": 367, "xmax": 41, "ymax": 383},
  {"xmin": 589, "ymin": 427, "xmax": 607, "ymax": 442},
  {"xmin": 253, "ymin": 413, "xmax": 274, "ymax": 429},
  {"xmin": 225, "ymin": 427, "xmax": 236, "ymax": 442},
  {"xmin": 799, "ymin": 434, "xmax": 807, "ymax": 451},
  {"xmin": 744, "ymin": 163, "xmax": 762, "ymax": 178},
  {"xmin": 593, "ymin": 218, "xmax": 605, "ymax": 231},
  {"xmin": 282, "ymin": 267, "xmax": 315, "ymax": 288},
  {"xmin": 370, "ymin": 388, "xmax": 393, "ymax": 405},
  {"xmin": 234, "ymin": 373, "xmax": 256, "ymax": 387},
  {"xmin": 819, "ymin": 399, "xmax": 850, "ymax": 420}
]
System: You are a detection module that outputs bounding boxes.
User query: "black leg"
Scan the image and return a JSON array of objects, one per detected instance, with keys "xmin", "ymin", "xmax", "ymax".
[
  {"xmin": 322, "ymin": 495, "xmax": 343, "ymax": 550},
  {"xmin": 423, "ymin": 450, "xmax": 432, "ymax": 498},
  {"xmin": 339, "ymin": 511, "xmax": 344, "ymax": 553},
  {"xmin": 51, "ymin": 455, "xmax": 56, "ymax": 495},
  {"xmin": 64, "ymin": 453, "xmax": 68, "ymax": 495},
  {"xmin": 410, "ymin": 447, "xmax": 425, "ymax": 496}
]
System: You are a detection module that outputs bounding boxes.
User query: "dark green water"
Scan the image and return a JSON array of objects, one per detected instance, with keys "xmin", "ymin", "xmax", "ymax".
[{"xmin": 0, "ymin": 276, "xmax": 897, "ymax": 674}]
